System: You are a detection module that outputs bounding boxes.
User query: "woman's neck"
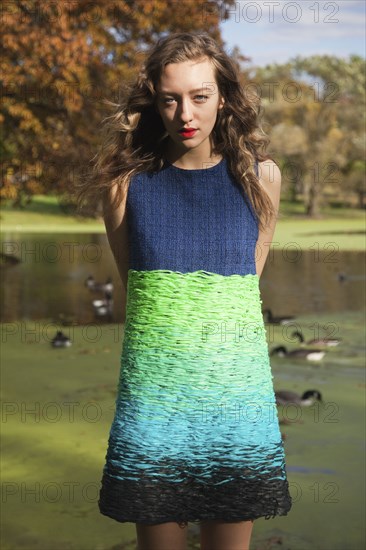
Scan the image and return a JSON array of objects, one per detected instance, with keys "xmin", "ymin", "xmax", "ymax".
[{"xmin": 163, "ymin": 144, "xmax": 223, "ymax": 170}]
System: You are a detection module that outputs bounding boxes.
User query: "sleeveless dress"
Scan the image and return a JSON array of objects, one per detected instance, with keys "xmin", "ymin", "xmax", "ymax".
[{"xmin": 98, "ymin": 156, "xmax": 292, "ymax": 524}]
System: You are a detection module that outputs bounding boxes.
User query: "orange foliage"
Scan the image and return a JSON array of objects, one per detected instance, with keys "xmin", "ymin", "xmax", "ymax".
[{"xmin": 1, "ymin": 0, "xmax": 234, "ymax": 210}]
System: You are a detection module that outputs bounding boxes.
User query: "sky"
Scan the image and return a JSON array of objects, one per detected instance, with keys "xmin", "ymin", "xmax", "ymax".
[{"xmin": 219, "ymin": 0, "xmax": 365, "ymax": 66}]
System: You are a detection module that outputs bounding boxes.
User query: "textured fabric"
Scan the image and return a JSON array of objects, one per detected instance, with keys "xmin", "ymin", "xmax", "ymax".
[
  {"xmin": 98, "ymin": 157, "xmax": 292, "ymax": 525},
  {"xmin": 126, "ymin": 158, "xmax": 258, "ymax": 275}
]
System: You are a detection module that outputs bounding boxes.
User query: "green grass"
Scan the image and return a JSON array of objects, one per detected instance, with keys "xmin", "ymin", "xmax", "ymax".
[
  {"xmin": 1, "ymin": 311, "xmax": 365, "ymax": 550},
  {"xmin": 273, "ymin": 216, "xmax": 365, "ymax": 251},
  {"xmin": 279, "ymin": 198, "xmax": 365, "ymax": 218},
  {"xmin": 0, "ymin": 195, "xmax": 102, "ymax": 233}
]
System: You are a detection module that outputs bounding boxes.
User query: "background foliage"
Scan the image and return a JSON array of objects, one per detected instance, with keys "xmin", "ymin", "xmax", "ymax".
[{"xmin": 1, "ymin": 0, "xmax": 365, "ymax": 216}]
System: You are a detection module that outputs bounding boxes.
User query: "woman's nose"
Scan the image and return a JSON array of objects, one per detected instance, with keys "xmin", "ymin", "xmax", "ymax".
[{"xmin": 178, "ymin": 99, "xmax": 193, "ymax": 122}]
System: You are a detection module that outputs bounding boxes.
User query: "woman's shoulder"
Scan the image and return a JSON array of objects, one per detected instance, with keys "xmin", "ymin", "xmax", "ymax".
[
  {"xmin": 257, "ymin": 158, "xmax": 282, "ymax": 202},
  {"xmin": 130, "ymin": 165, "xmax": 163, "ymax": 183},
  {"xmin": 257, "ymin": 158, "xmax": 281, "ymax": 183}
]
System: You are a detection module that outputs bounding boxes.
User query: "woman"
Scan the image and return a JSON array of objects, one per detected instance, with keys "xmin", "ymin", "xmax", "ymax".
[{"xmin": 75, "ymin": 31, "xmax": 292, "ymax": 550}]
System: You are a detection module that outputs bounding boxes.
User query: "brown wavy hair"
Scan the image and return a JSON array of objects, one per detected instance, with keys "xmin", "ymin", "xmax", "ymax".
[{"xmin": 73, "ymin": 31, "xmax": 276, "ymax": 230}]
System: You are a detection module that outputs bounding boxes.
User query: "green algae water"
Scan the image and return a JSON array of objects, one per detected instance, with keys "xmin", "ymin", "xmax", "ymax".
[{"xmin": 1, "ymin": 310, "xmax": 365, "ymax": 549}]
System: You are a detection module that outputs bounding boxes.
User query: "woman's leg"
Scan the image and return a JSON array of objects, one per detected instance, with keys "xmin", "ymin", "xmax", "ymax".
[
  {"xmin": 200, "ymin": 519, "xmax": 254, "ymax": 550},
  {"xmin": 135, "ymin": 521, "xmax": 188, "ymax": 550}
]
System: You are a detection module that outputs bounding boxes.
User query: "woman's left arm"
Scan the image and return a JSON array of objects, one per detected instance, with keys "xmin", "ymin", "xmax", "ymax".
[{"xmin": 255, "ymin": 159, "xmax": 282, "ymax": 278}]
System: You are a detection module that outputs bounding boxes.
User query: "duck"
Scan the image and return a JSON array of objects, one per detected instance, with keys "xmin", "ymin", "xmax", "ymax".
[
  {"xmin": 92, "ymin": 290, "xmax": 113, "ymax": 318},
  {"xmin": 0, "ymin": 252, "xmax": 21, "ymax": 265},
  {"xmin": 51, "ymin": 330, "xmax": 72, "ymax": 348},
  {"xmin": 262, "ymin": 308, "xmax": 295, "ymax": 325},
  {"xmin": 291, "ymin": 330, "xmax": 340, "ymax": 347},
  {"xmin": 275, "ymin": 389, "xmax": 323, "ymax": 406},
  {"xmin": 85, "ymin": 275, "xmax": 114, "ymax": 293},
  {"xmin": 337, "ymin": 272, "xmax": 366, "ymax": 283},
  {"xmin": 270, "ymin": 345, "xmax": 326, "ymax": 361}
]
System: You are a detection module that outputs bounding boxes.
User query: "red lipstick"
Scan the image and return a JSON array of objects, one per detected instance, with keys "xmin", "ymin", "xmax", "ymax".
[{"xmin": 179, "ymin": 127, "xmax": 197, "ymax": 138}]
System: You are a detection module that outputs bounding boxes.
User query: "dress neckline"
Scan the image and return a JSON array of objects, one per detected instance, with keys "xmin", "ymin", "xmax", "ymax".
[{"xmin": 163, "ymin": 157, "xmax": 225, "ymax": 174}]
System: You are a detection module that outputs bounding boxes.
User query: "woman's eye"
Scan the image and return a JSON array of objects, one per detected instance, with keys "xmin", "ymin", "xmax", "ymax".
[{"xmin": 162, "ymin": 95, "xmax": 208, "ymax": 104}]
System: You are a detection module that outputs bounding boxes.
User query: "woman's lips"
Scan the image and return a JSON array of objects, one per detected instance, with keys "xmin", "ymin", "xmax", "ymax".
[{"xmin": 179, "ymin": 129, "xmax": 197, "ymax": 138}]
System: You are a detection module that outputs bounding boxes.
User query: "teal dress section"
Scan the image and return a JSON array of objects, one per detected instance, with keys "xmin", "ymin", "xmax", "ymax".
[{"xmin": 98, "ymin": 157, "xmax": 292, "ymax": 524}]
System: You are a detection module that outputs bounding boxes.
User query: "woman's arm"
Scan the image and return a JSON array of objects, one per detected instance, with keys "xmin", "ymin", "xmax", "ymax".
[
  {"xmin": 102, "ymin": 184, "xmax": 130, "ymax": 297},
  {"xmin": 255, "ymin": 159, "xmax": 282, "ymax": 278}
]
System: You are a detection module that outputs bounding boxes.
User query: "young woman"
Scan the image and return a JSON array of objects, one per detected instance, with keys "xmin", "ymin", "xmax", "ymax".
[{"xmin": 76, "ymin": 31, "xmax": 292, "ymax": 550}]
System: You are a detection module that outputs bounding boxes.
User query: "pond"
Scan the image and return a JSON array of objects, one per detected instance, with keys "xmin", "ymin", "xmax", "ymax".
[
  {"xmin": 1, "ymin": 232, "xmax": 364, "ymax": 324},
  {"xmin": 1, "ymin": 233, "xmax": 365, "ymax": 550}
]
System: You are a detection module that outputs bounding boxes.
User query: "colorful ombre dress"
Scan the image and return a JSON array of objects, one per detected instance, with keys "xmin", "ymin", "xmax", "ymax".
[{"xmin": 98, "ymin": 156, "xmax": 292, "ymax": 524}]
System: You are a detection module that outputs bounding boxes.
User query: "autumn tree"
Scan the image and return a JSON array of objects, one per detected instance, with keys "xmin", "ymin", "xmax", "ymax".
[
  {"xmin": 1, "ymin": 0, "xmax": 236, "ymax": 213},
  {"xmin": 256, "ymin": 55, "xmax": 365, "ymax": 216}
]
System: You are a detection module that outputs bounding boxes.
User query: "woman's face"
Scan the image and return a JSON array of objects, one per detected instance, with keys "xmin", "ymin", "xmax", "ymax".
[{"xmin": 155, "ymin": 57, "xmax": 224, "ymax": 158}]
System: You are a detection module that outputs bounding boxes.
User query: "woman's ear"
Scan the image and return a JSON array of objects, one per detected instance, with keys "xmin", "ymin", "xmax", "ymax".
[{"xmin": 218, "ymin": 96, "xmax": 225, "ymax": 110}]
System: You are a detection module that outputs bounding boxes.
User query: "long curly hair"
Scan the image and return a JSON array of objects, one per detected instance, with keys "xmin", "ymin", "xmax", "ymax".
[{"xmin": 73, "ymin": 31, "xmax": 276, "ymax": 230}]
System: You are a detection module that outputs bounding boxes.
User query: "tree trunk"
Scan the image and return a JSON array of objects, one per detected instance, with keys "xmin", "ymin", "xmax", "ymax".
[
  {"xmin": 357, "ymin": 191, "xmax": 365, "ymax": 209},
  {"xmin": 306, "ymin": 183, "xmax": 321, "ymax": 217}
]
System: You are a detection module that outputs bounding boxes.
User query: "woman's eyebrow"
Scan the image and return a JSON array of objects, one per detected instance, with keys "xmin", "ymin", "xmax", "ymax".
[{"xmin": 158, "ymin": 87, "xmax": 210, "ymax": 95}]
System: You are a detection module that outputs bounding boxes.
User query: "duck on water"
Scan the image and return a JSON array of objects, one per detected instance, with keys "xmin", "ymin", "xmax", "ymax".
[
  {"xmin": 291, "ymin": 330, "xmax": 341, "ymax": 347},
  {"xmin": 92, "ymin": 290, "xmax": 114, "ymax": 319},
  {"xmin": 262, "ymin": 308, "xmax": 295, "ymax": 325},
  {"xmin": 275, "ymin": 389, "xmax": 323, "ymax": 406},
  {"xmin": 270, "ymin": 345, "xmax": 326, "ymax": 361},
  {"xmin": 51, "ymin": 331, "xmax": 72, "ymax": 348},
  {"xmin": 85, "ymin": 276, "xmax": 114, "ymax": 294}
]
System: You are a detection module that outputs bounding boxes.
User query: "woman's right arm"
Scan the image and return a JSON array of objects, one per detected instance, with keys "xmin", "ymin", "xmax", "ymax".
[{"xmin": 102, "ymin": 184, "xmax": 130, "ymax": 298}]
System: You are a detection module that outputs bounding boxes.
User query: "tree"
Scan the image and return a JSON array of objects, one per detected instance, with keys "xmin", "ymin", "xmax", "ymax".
[
  {"xmin": 254, "ymin": 55, "xmax": 365, "ymax": 215},
  {"xmin": 1, "ymin": 0, "xmax": 236, "ymax": 213}
]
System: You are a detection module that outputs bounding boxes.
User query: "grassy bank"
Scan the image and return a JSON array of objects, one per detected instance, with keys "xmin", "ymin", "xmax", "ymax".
[
  {"xmin": 0, "ymin": 195, "xmax": 103, "ymax": 234},
  {"xmin": 1, "ymin": 195, "xmax": 365, "ymax": 250},
  {"xmin": 1, "ymin": 310, "xmax": 365, "ymax": 549}
]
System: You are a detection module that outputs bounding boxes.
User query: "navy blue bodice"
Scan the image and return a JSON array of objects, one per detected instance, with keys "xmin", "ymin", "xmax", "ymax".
[{"xmin": 126, "ymin": 157, "xmax": 259, "ymax": 276}]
